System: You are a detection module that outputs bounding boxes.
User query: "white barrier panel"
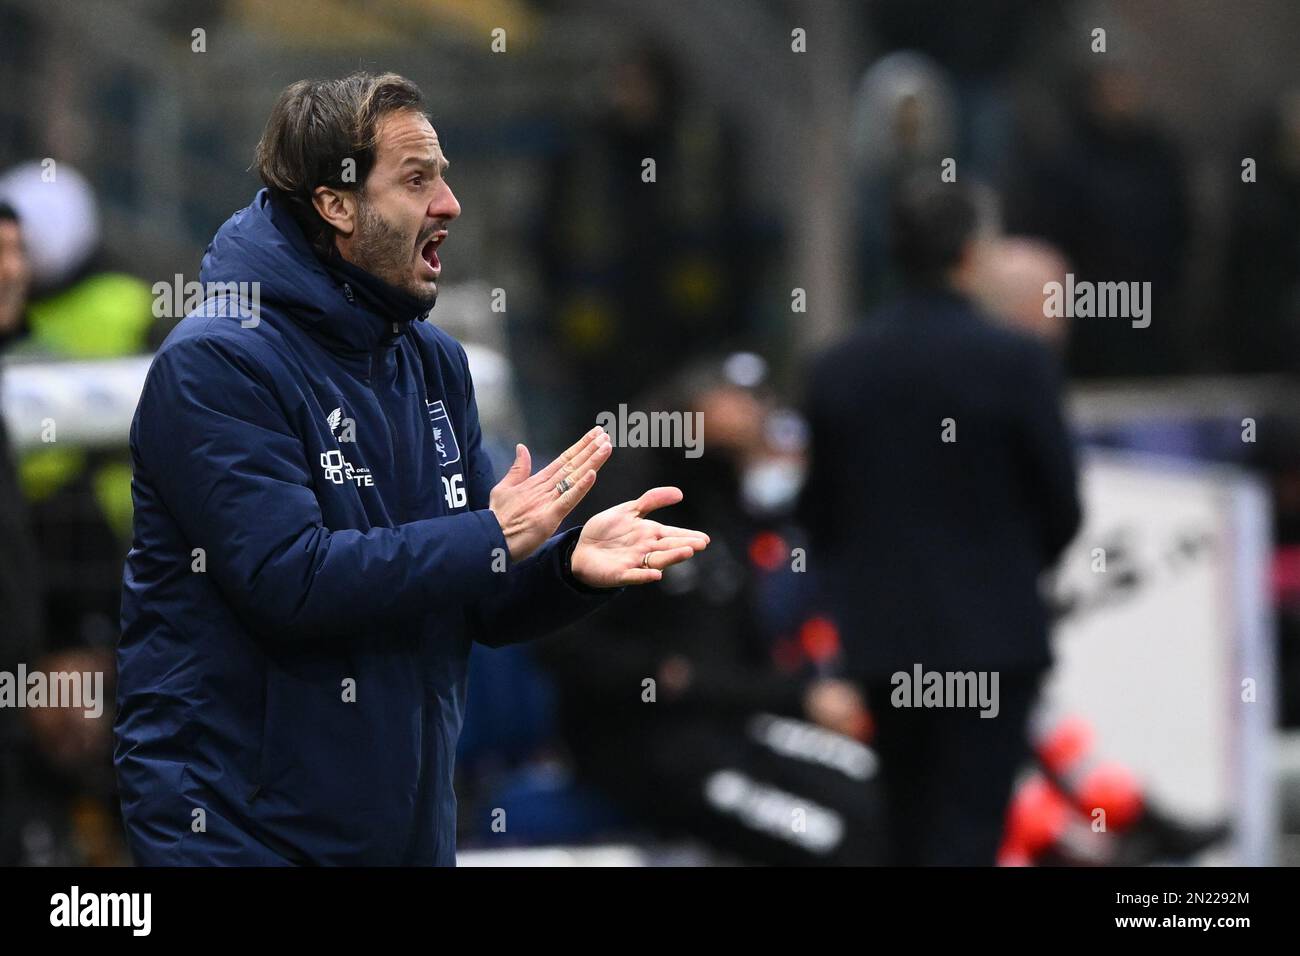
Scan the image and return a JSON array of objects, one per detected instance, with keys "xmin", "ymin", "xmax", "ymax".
[
  {"xmin": 1, "ymin": 344, "xmax": 518, "ymax": 452},
  {"xmin": 2, "ymin": 356, "xmax": 153, "ymax": 450},
  {"xmin": 1047, "ymin": 452, "xmax": 1277, "ymax": 864}
]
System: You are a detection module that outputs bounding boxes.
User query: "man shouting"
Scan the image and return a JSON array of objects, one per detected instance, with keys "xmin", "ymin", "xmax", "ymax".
[{"xmin": 115, "ymin": 72, "xmax": 709, "ymax": 866}]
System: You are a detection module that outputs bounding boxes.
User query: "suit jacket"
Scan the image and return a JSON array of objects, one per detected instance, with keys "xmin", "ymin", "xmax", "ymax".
[{"xmin": 799, "ymin": 287, "xmax": 1081, "ymax": 680}]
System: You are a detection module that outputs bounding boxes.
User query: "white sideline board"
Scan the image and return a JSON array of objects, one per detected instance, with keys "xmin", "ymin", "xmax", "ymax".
[
  {"xmin": 1, "ymin": 345, "xmax": 516, "ymax": 451},
  {"xmin": 1, "ymin": 355, "xmax": 153, "ymax": 449},
  {"xmin": 1045, "ymin": 451, "xmax": 1276, "ymax": 865}
]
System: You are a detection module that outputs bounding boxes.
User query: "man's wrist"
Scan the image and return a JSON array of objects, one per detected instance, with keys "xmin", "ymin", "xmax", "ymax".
[{"xmin": 561, "ymin": 532, "xmax": 605, "ymax": 593}]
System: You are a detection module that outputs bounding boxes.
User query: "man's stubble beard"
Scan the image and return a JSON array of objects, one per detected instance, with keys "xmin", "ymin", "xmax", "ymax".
[{"xmin": 352, "ymin": 196, "xmax": 438, "ymax": 311}]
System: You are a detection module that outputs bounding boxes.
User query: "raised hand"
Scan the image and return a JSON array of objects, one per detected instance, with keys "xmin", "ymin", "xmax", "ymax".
[
  {"xmin": 570, "ymin": 486, "xmax": 710, "ymax": 588},
  {"xmin": 489, "ymin": 425, "xmax": 612, "ymax": 561}
]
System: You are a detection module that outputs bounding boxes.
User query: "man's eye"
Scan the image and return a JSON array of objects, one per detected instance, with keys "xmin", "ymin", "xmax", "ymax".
[{"xmin": 410, "ymin": 176, "xmax": 424, "ymax": 187}]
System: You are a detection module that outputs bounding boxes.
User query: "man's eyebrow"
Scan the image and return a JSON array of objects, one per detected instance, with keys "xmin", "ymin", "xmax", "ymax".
[{"xmin": 399, "ymin": 154, "xmax": 450, "ymax": 174}]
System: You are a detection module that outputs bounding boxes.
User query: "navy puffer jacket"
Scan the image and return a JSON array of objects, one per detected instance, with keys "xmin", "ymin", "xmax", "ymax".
[{"xmin": 115, "ymin": 189, "xmax": 615, "ymax": 865}]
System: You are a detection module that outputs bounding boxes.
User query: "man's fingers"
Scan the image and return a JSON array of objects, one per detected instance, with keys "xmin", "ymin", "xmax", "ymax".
[
  {"xmin": 537, "ymin": 426, "xmax": 604, "ymax": 483},
  {"xmin": 653, "ymin": 535, "xmax": 709, "ymax": 553},
  {"xmin": 632, "ymin": 485, "xmax": 684, "ymax": 516},
  {"xmin": 540, "ymin": 440, "xmax": 610, "ymax": 507},
  {"xmin": 616, "ymin": 547, "xmax": 703, "ymax": 588},
  {"xmin": 535, "ymin": 430, "xmax": 595, "ymax": 484},
  {"xmin": 560, "ymin": 433, "xmax": 612, "ymax": 481},
  {"xmin": 618, "ymin": 567, "xmax": 663, "ymax": 586},
  {"xmin": 546, "ymin": 468, "xmax": 598, "ymax": 520},
  {"xmin": 654, "ymin": 524, "xmax": 709, "ymax": 543},
  {"xmin": 644, "ymin": 545, "xmax": 697, "ymax": 571},
  {"xmin": 561, "ymin": 425, "xmax": 604, "ymax": 459}
]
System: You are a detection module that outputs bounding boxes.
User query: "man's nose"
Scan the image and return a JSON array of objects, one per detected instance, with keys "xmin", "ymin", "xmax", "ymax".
[{"xmin": 430, "ymin": 181, "xmax": 461, "ymax": 223}]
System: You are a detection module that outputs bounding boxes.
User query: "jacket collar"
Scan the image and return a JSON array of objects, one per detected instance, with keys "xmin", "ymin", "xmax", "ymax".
[
  {"xmin": 317, "ymin": 246, "xmax": 433, "ymax": 346},
  {"xmin": 262, "ymin": 191, "xmax": 430, "ymax": 355}
]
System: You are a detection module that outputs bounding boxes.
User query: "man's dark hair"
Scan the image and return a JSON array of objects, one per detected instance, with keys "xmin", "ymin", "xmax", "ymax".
[
  {"xmin": 254, "ymin": 72, "xmax": 427, "ymax": 255},
  {"xmin": 0, "ymin": 201, "xmax": 18, "ymax": 223},
  {"xmin": 888, "ymin": 175, "xmax": 981, "ymax": 288}
]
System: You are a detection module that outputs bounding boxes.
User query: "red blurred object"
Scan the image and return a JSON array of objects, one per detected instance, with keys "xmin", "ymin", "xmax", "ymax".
[
  {"xmin": 748, "ymin": 531, "xmax": 787, "ymax": 572},
  {"xmin": 1271, "ymin": 545, "xmax": 1300, "ymax": 607},
  {"xmin": 1037, "ymin": 716, "xmax": 1092, "ymax": 776},
  {"xmin": 798, "ymin": 615, "xmax": 841, "ymax": 664},
  {"xmin": 1000, "ymin": 775, "xmax": 1071, "ymax": 864},
  {"xmin": 850, "ymin": 707, "xmax": 875, "ymax": 745},
  {"xmin": 1074, "ymin": 762, "xmax": 1144, "ymax": 830},
  {"xmin": 1037, "ymin": 717, "xmax": 1145, "ymax": 830}
]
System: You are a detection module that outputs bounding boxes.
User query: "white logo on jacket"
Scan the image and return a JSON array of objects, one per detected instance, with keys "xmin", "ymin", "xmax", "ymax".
[{"xmin": 320, "ymin": 407, "xmax": 374, "ymax": 487}]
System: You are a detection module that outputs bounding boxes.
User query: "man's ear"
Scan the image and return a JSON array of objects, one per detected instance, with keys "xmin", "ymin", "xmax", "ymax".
[{"xmin": 311, "ymin": 186, "xmax": 358, "ymax": 239}]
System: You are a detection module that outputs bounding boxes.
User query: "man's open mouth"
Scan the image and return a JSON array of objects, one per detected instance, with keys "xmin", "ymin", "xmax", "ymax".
[{"xmin": 419, "ymin": 233, "xmax": 444, "ymax": 276}]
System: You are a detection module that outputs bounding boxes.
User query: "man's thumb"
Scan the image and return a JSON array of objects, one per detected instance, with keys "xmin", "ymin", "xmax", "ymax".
[{"xmin": 506, "ymin": 443, "xmax": 531, "ymax": 482}]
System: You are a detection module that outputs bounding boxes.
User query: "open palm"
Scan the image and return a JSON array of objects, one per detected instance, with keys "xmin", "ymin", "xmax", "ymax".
[{"xmin": 570, "ymin": 486, "xmax": 710, "ymax": 588}]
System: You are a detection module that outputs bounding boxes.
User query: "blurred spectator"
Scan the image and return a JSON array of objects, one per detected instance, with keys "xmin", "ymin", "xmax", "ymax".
[
  {"xmin": 526, "ymin": 42, "xmax": 754, "ymax": 449},
  {"xmin": 0, "ymin": 201, "xmax": 30, "ymax": 346},
  {"xmin": 850, "ymin": 51, "xmax": 958, "ymax": 310},
  {"xmin": 867, "ymin": 0, "xmax": 1063, "ymax": 186},
  {"xmin": 0, "ymin": 203, "xmax": 125, "ymax": 865},
  {"xmin": 0, "ymin": 201, "xmax": 46, "ymax": 785},
  {"xmin": 0, "ymin": 162, "xmax": 154, "ymax": 358},
  {"xmin": 0, "ymin": 162, "xmax": 154, "ymax": 649},
  {"xmin": 1223, "ymin": 89, "xmax": 1300, "ymax": 373},
  {"xmin": 972, "ymin": 236, "xmax": 1071, "ymax": 348},
  {"xmin": 539, "ymin": 359, "xmax": 885, "ymax": 865},
  {"xmin": 2, "ymin": 646, "xmax": 125, "ymax": 866},
  {"xmin": 800, "ymin": 178, "xmax": 1081, "ymax": 865},
  {"xmin": 1007, "ymin": 63, "xmax": 1191, "ymax": 377}
]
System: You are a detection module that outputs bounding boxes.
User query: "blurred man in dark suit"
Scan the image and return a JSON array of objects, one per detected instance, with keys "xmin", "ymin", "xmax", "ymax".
[{"xmin": 799, "ymin": 178, "xmax": 1082, "ymax": 865}]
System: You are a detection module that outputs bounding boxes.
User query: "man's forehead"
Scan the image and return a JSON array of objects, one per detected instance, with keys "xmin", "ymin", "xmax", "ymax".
[{"xmin": 377, "ymin": 112, "xmax": 446, "ymax": 166}]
